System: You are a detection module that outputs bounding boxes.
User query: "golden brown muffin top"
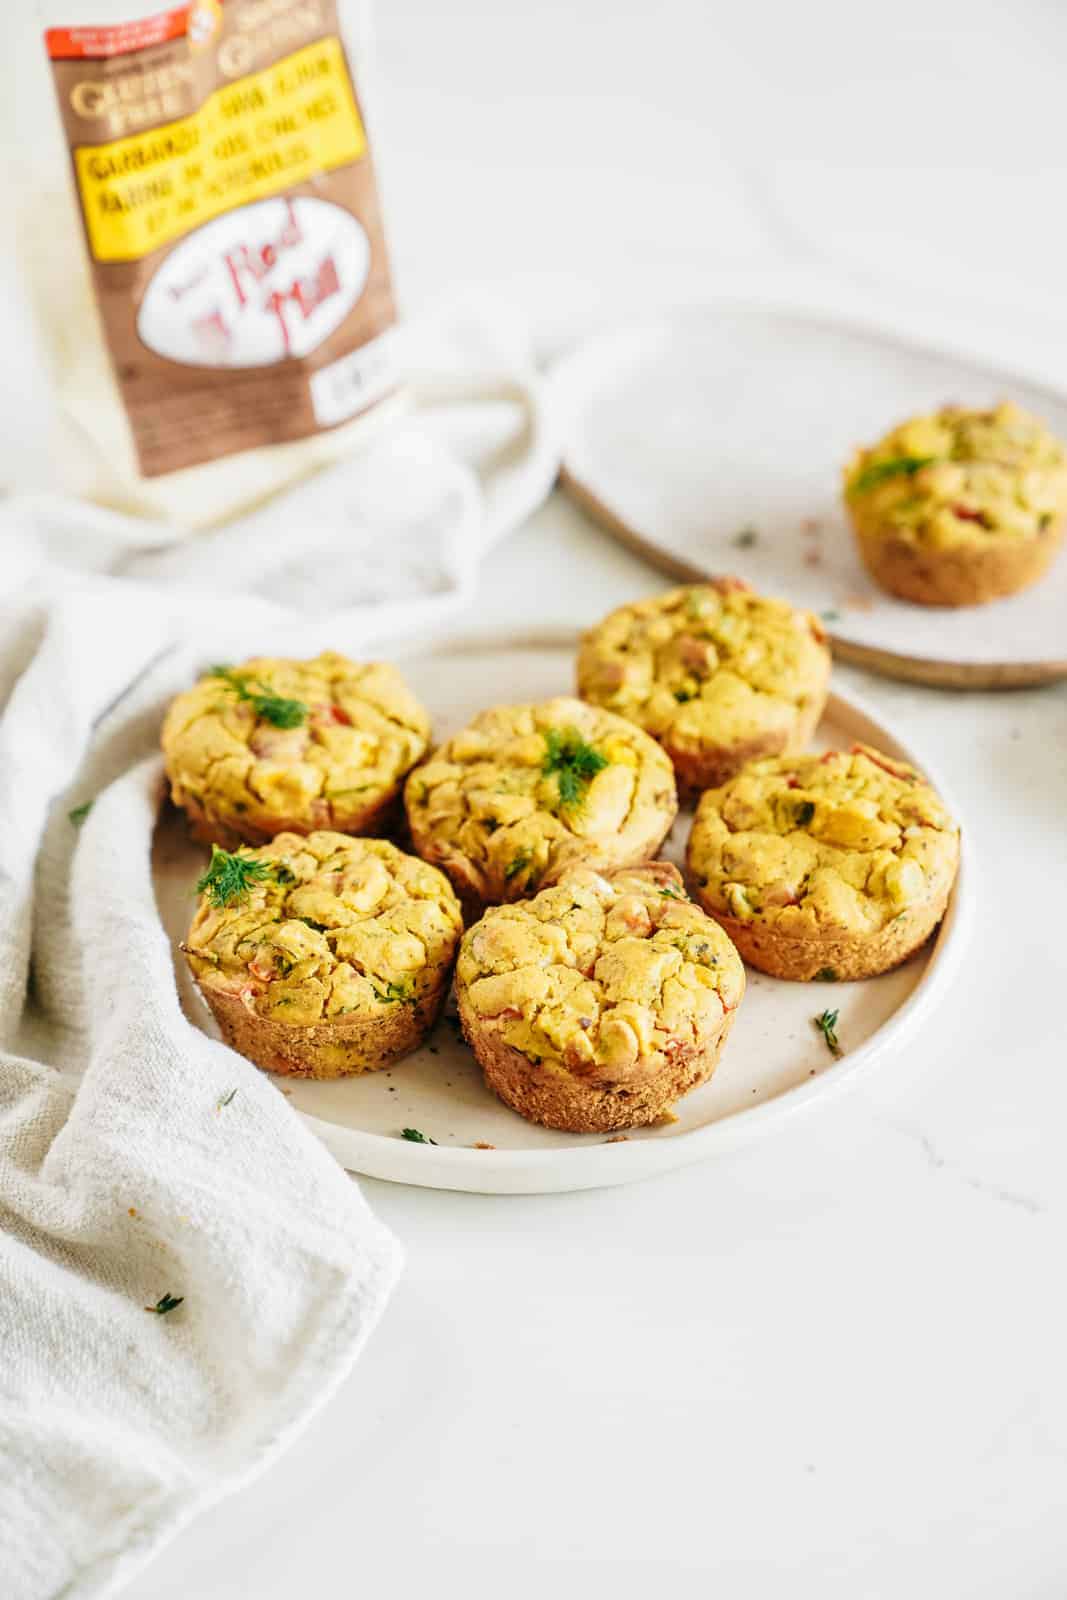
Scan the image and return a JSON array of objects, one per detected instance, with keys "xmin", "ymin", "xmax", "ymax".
[
  {"xmin": 405, "ymin": 697, "xmax": 677, "ymax": 904},
  {"xmin": 162, "ymin": 652, "xmax": 429, "ymax": 836},
  {"xmin": 577, "ymin": 582, "xmax": 829, "ymax": 752},
  {"xmin": 457, "ymin": 863, "xmax": 744, "ymax": 1084},
  {"xmin": 688, "ymin": 745, "xmax": 959, "ymax": 939},
  {"xmin": 844, "ymin": 401, "xmax": 1067, "ymax": 548},
  {"xmin": 183, "ymin": 831, "xmax": 462, "ymax": 1027}
]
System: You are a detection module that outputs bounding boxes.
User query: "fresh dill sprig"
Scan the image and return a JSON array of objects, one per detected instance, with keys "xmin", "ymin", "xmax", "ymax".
[
  {"xmin": 216, "ymin": 1088, "xmax": 238, "ymax": 1110},
  {"xmin": 813, "ymin": 1008, "xmax": 842, "ymax": 1057},
  {"xmin": 145, "ymin": 1292, "xmax": 184, "ymax": 1315},
  {"xmin": 209, "ymin": 664, "xmax": 308, "ymax": 729},
  {"xmin": 196, "ymin": 845, "xmax": 275, "ymax": 908},
  {"xmin": 542, "ymin": 726, "xmax": 608, "ymax": 809},
  {"xmin": 848, "ymin": 456, "xmax": 937, "ymax": 497},
  {"xmin": 401, "ymin": 1127, "xmax": 436, "ymax": 1145},
  {"xmin": 68, "ymin": 801, "xmax": 93, "ymax": 826}
]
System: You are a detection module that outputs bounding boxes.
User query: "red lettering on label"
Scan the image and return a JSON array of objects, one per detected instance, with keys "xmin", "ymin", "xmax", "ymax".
[
  {"xmin": 264, "ymin": 254, "xmax": 341, "ymax": 355},
  {"xmin": 222, "ymin": 200, "xmax": 304, "ymax": 308}
]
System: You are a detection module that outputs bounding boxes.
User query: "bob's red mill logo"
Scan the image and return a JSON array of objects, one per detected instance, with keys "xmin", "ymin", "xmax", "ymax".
[{"xmin": 66, "ymin": 0, "xmax": 329, "ymax": 136}]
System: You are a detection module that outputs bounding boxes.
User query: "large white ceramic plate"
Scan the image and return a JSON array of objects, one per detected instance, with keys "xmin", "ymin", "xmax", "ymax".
[
  {"xmin": 154, "ymin": 632, "xmax": 971, "ymax": 1194},
  {"xmin": 552, "ymin": 307, "xmax": 1067, "ymax": 686}
]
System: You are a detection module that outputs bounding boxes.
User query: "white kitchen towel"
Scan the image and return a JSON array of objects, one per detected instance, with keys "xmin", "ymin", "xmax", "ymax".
[{"xmin": 0, "ymin": 327, "xmax": 558, "ymax": 1600}]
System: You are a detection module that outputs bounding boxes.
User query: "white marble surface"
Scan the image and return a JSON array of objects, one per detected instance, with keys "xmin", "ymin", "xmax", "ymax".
[{"xmin": 22, "ymin": 0, "xmax": 1067, "ymax": 1593}]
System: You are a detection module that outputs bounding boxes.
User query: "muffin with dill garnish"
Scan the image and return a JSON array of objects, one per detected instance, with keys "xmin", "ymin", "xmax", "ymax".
[
  {"xmin": 182, "ymin": 832, "xmax": 462, "ymax": 1078},
  {"xmin": 404, "ymin": 697, "xmax": 677, "ymax": 916},
  {"xmin": 161, "ymin": 653, "xmax": 430, "ymax": 849},
  {"xmin": 844, "ymin": 401, "xmax": 1067, "ymax": 605},
  {"xmin": 576, "ymin": 581, "xmax": 830, "ymax": 798}
]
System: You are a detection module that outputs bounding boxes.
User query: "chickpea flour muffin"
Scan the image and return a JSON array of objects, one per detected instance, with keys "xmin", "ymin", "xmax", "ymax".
[
  {"xmin": 183, "ymin": 831, "xmax": 462, "ymax": 1078},
  {"xmin": 162, "ymin": 652, "xmax": 430, "ymax": 850},
  {"xmin": 844, "ymin": 402, "xmax": 1067, "ymax": 606},
  {"xmin": 404, "ymin": 697, "xmax": 677, "ymax": 915},
  {"xmin": 455, "ymin": 862, "xmax": 745, "ymax": 1133},
  {"xmin": 687, "ymin": 744, "xmax": 959, "ymax": 982},
  {"xmin": 576, "ymin": 582, "xmax": 831, "ymax": 798}
]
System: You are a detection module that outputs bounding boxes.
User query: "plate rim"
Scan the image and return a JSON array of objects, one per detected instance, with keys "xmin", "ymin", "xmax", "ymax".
[
  {"xmin": 293, "ymin": 628, "xmax": 974, "ymax": 1195},
  {"xmin": 549, "ymin": 306, "xmax": 1067, "ymax": 689}
]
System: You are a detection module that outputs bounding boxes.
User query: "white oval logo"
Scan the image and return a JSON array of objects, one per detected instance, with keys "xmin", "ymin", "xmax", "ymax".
[{"xmin": 136, "ymin": 196, "xmax": 371, "ymax": 368}]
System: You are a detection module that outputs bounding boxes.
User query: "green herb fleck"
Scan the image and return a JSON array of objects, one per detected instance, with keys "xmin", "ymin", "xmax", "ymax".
[
  {"xmin": 298, "ymin": 916, "xmax": 328, "ymax": 933},
  {"xmin": 793, "ymin": 800, "xmax": 815, "ymax": 827},
  {"xmin": 373, "ymin": 979, "xmax": 415, "ymax": 1005},
  {"xmin": 273, "ymin": 864, "xmax": 297, "ymax": 886},
  {"xmin": 216, "ymin": 1088, "xmax": 238, "ymax": 1110},
  {"xmin": 146, "ymin": 1292, "xmax": 184, "ymax": 1316},
  {"xmin": 401, "ymin": 1127, "xmax": 436, "ymax": 1145},
  {"xmin": 821, "ymin": 609, "xmax": 841, "ymax": 623},
  {"xmin": 1039, "ymin": 512, "xmax": 1053, "ymax": 532},
  {"xmin": 68, "ymin": 801, "xmax": 93, "ymax": 826},
  {"xmin": 673, "ymin": 687, "xmax": 696, "ymax": 704},
  {"xmin": 813, "ymin": 967, "xmax": 838, "ymax": 983},
  {"xmin": 848, "ymin": 456, "xmax": 937, "ymax": 497},
  {"xmin": 209, "ymin": 664, "xmax": 308, "ymax": 729},
  {"xmin": 660, "ymin": 886, "xmax": 683, "ymax": 900},
  {"xmin": 196, "ymin": 845, "xmax": 275, "ymax": 908},
  {"xmin": 813, "ymin": 1008, "xmax": 842, "ymax": 1057},
  {"xmin": 733, "ymin": 525, "xmax": 758, "ymax": 548},
  {"xmin": 542, "ymin": 726, "xmax": 609, "ymax": 809},
  {"xmin": 504, "ymin": 849, "xmax": 533, "ymax": 882}
]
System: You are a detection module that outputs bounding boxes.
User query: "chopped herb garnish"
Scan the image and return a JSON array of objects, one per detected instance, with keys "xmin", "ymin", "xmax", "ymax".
[
  {"xmin": 298, "ymin": 916, "xmax": 328, "ymax": 933},
  {"xmin": 216, "ymin": 1088, "xmax": 238, "ymax": 1109},
  {"xmin": 504, "ymin": 849, "xmax": 533, "ymax": 882},
  {"xmin": 273, "ymin": 864, "xmax": 297, "ymax": 886},
  {"xmin": 813, "ymin": 967, "xmax": 838, "ymax": 983},
  {"xmin": 401, "ymin": 1127, "xmax": 436, "ymax": 1144},
  {"xmin": 542, "ymin": 726, "xmax": 608, "ymax": 809},
  {"xmin": 146, "ymin": 1292, "xmax": 184, "ymax": 1315},
  {"xmin": 813, "ymin": 1008, "xmax": 842, "ymax": 1057},
  {"xmin": 209, "ymin": 664, "xmax": 308, "ymax": 729},
  {"xmin": 659, "ymin": 886, "xmax": 683, "ymax": 899},
  {"xmin": 1039, "ymin": 512, "xmax": 1053, "ymax": 531},
  {"xmin": 196, "ymin": 844, "xmax": 274, "ymax": 908},
  {"xmin": 793, "ymin": 800, "xmax": 815, "ymax": 826},
  {"xmin": 68, "ymin": 801, "xmax": 93, "ymax": 826},
  {"xmin": 821, "ymin": 609, "xmax": 841, "ymax": 623},
  {"xmin": 848, "ymin": 456, "xmax": 937, "ymax": 496},
  {"xmin": 733, "ymin": 526, "xmax": 758, "ymax": 548},
  {"xmin": 673, "ymin": 687, "xmax": 696, "ymax": 703}
]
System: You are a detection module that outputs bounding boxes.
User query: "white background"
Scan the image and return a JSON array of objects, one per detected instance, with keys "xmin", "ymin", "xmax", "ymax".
[{"xmin": 53, "ymin": 0, "xmax": 1067, "ymax": 1594}]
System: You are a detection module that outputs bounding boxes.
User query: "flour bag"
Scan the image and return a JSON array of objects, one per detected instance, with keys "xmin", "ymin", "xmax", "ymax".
[{"xmin": 17, "ymin": 0, "xmax": 400, "ymax": 526}]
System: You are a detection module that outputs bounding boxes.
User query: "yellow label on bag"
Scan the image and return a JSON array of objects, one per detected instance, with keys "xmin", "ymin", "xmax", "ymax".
[{"xmin": 73, "ymin": 35, "xmax": 366, "ymax": 263}]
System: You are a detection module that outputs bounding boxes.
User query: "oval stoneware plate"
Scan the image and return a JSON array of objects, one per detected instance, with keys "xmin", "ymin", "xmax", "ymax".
[
  {"xmin": 154, "ymin": 631, "xmax": 972, "ymax": 1194},
  {"xmin": 551, "ymin": 308, "xmax": 1067, "ymax": 687}
]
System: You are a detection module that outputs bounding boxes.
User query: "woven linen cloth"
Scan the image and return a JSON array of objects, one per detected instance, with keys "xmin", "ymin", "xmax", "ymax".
[{"xmin": 0, "ymin": 338, "xmax": 557, "ymax": 1600}]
